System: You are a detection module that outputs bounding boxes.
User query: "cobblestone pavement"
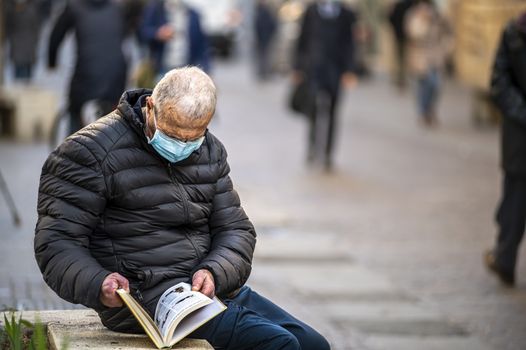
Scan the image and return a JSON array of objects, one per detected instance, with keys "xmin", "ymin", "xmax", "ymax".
[{"xmin": 1, "ymin": 58, "xmax": 525, "ymax": 349}]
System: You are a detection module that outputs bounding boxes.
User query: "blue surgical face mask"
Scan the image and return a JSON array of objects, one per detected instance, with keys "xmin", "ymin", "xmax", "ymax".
[{"xmin": 146, "ymin": 109, "xmax": 205, "ymax": 163}]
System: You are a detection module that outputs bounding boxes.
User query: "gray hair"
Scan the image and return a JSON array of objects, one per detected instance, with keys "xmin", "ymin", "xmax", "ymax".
[{"xmin": 152, "ymin": 66, "xmax": 217, "ymax": 122}]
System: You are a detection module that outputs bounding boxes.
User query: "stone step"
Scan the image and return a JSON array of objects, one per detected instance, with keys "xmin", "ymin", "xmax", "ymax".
[
  {"xmin": 337, "ymin": 319, "xmax": 468, "ymax": 337},
  {"xmin": 1, "ymin": 310, "xmax": 213, "ymax": 350},
  {"xmin": 48, "ymin": 322, "xmax": 213, "ymax": 350},
  {"xmin": 364, "ymin": 335, "xmax": 494, "ymax": 350}
]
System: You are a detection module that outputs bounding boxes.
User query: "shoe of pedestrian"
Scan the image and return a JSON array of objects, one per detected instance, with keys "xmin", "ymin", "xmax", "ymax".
[
  {"xmin": 306, "ymin": 149, "xmax": 316, "ymax": 164},
  {"xmin": 484, "ymin": 250, "xmax": 515, "ymax": 287},
  {"xmin": 323, "ymin": 158, "xmax": 333, "ymax": 173}
]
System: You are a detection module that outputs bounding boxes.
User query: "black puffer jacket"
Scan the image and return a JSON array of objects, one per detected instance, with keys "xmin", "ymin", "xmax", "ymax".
[
  {"xmin": 34, "ymin": 89, "xmax": 256, "ymax": 332},
  {"xmin": 491, "ymin": 21, "xmax": 526, "ymax": 177}
]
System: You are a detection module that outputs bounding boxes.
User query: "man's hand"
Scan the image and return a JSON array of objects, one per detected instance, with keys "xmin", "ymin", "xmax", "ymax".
[
  {"xmin": 156, "ymin": 25, "xmax": 174, "ymax": 42},
  {"xmin": 100, "ymin": 272, "xmax": 129, "ymax": 308},
  {"xmin": 291, "ymin": 70, "xmax": 304, "ymax": 85},
  {"xmin": 192, "ymin": 269, "xmax": 215, "ymax": 298},
  {"xmin": 341, "ymin": 72, "xmax": 358, "ymax": 90}
]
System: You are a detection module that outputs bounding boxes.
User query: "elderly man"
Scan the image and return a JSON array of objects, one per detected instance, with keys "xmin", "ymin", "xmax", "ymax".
[{"xmin": 34, "ymin": 67, "xmax": 329, "ymax": 349}]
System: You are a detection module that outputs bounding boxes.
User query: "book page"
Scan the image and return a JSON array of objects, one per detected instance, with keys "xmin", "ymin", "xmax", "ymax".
[
  {"xmin": 168, "ymin": 295, "xmax": 227, "ymax": 347},
  {"xmin": 154, "ymin": 282, "xmax": 212, "ymax": 342}
]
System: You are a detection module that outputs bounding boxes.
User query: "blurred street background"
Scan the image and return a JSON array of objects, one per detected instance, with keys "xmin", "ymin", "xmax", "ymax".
[{"xmin": 1, "ymin": 0, "xmax": 526, "ymax": 349}]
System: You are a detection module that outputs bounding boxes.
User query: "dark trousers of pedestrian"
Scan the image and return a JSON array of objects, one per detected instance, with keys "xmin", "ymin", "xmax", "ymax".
[
  {"xmin": 68, "ymin": 103, "xmax": 84, "ymax": 135},
  {"xmin": 393, "ymin": 39, "xmax": 407, "ymax": 89},
  {"xmin": 307, "ymin": 88, "xmax": 339, "ymax": 171},
  {"xmin": 189, "ymin": 286, "xmax": 330, "ymax": 350},
  {"xmin": 68, "ymin": 99, "xmax": 115, "ymax": 135},
  {"xmin": 13, "ymin": 64, "xmax": 33, "ymax": 80},
  {"xmin": 494, "ymin": 174, "xmax": 526, "ymax": 279},
  {"xmin": 416, "ymin": 68, "xmax": 440, "ymax": 124},
  {"xmin": 255, "ymin": 44, "xmax": 273, "ymax": 80}
]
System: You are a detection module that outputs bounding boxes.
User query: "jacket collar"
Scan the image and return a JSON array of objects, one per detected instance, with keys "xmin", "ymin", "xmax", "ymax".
[{"xmin": 117, "ymin": 88, "xmax": 152, "ymax": 136}]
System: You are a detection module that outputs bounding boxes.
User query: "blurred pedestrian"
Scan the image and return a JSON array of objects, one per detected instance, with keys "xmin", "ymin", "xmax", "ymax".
[
  {"xmin": 387, "ymin": 0, "xmax": 414, "ymax": 90},
  {"xmin": 139, "ymin": 0, "xmax": 210, "ymax": 77},
  {"xmin": 293, "ymin": 0, "xmax": 358, "ymax": 171},
  {"xmin": 405, "ymin": 0, "xmax": 450, "ymax": 126},
  {"xmin": 48, "ymin": 0, "xmax": 129, "ymax": 135},
  {"xmin": 253, "ymin": 0, "xmax": 278, "ymax": 80},
  {"xmin": 484, "ymin": 13, "xmax": 526, "ymax": 287},
  {"xmin": 4, "ymin": 0, "xmax": 44, "ymax": 82}
]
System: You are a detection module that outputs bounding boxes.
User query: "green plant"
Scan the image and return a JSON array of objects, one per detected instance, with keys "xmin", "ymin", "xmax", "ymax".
[
  {"xmin": 28, "ymin": 317, "xmax": 46, "ymax": 350},
  {"xmin": 3, "ymin": 312, "xmax": 29, "ymax": 350},
  {"xmin": 0, "ymin": 326, "xmax": 6, "ymax": 349},
  {"xmin": 1, "ymin": 312, "xmax": 59, "ymax": 350}
]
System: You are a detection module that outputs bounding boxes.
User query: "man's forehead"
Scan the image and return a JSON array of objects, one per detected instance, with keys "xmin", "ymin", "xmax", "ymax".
[{"xmin": 156, "ymin": 109, "xmax": 210, "ymax": 139}]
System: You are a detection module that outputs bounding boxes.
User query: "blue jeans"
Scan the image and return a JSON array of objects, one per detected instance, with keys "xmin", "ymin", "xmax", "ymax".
[
  {"xmin": 416, "ymin": 68, "xmax": 440, "ymax": 118},
  {"xmin": 189, "ymin": 286, "xmax": 331, "ymax": 350}
]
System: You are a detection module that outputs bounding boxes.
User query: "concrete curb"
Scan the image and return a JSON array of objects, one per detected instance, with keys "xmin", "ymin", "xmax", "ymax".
[{"xmin": 1, "ymin": 310, "xmax": 213, "ymax": 350}]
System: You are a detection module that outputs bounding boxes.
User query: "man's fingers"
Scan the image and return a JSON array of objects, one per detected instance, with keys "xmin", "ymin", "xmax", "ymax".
[
  {"xmin": 192, "ymin": 272, "xmax": 205, "ymax": 291},
  {"xmin": 201, "ymin": 275, "xmax": 215, "ymax": 298},
  {"xmin": 113, "ymin": 273, "xmax": 130, "ymax": 292},
  {"xmin": 99, "ymin": 273, "xmax": 128, "ymax": 308},
  {"xmin": 192, "ymin": 270, "xmax": 215, "ymax": 297},
  {"xmin": 102, "ymin": 279, "xmax": 118, "ymax": 293},
  {"xmin": 105, "ymin": 273, "xmax": 129, "ymax": 290}
]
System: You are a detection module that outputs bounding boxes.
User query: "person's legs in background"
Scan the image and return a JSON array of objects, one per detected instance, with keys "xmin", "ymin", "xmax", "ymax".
[
  {"xmin": 324, "ymin": 91, "xmax": 340, "ymax": 171},
  {"xmin": 416, "ymin": 68, "xmax": 440, "ymax": 126},
  {"xmin": 307, "ymin": 87, "xmax": 319, "ymax": 164},
  {"xmin": 68, "ymin": 103, "xmax": 83, "ymax": 135},
  {"xmin": 487, "ymin": 174, "xmax": 526, "ymax": 286},
  {"xmin": 395, "ymin": 39, "xmax": 407, "ymax": 90},
  {"xmin": 13, "ymin": 64, "xmax": 33, "ymax": 81},
  {"xmin": 256, "ymin": 44, "xmax": 272, "ymax": 80},
  {"xmin": 425, "ymin": 68, "xmax": 440, "ymax": 124}
]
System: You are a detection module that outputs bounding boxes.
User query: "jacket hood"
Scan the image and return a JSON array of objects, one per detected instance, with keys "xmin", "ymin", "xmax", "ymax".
[{"xmin": 117, "ymin": 88, "xmax": 152, "ymax": 136}]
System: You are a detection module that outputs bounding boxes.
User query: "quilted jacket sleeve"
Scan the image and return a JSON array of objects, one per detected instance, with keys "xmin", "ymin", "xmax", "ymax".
[
  {"xmin": 194, "ymin": 144, "xmax": 257, "ymax": 297},
  {"xmin": 34, "ymin": 138, "xmax": 111, "ymax": 310},
  {"xmin": 490, "ymin": 25, "xmax": 526, "ymax": 127}
]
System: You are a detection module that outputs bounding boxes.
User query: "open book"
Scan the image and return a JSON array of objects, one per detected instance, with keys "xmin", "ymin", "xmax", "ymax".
[{"xmin": 117, "ymin": 282, "xmax": 226, "ymax": 349}]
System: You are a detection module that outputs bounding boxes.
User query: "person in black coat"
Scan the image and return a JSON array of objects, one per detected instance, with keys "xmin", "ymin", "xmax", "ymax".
[
  {"xmin": 387, "ymin": 0, "xmax": 415, "ymax": 90},
  {"xmin": 48, "ymin": 0, "xmax": 128, "ymax": 135},
  {"xmin": 254, "ymin": 0, "xmax": 277, "ymax": 80},
  {"xmin": 485, "ymin": 13, "xmax": 526, "ymax": 287},
  {"xmin": 34, "ymin": 67, "xmax": 330, "ymax": 350},
  {"xmin": 293, "ymin": 0, "xmax": 358, "ymax": 171},
  {"xmin": 4, "ymin": 0, "xmax": 43, "ymax": 81}
]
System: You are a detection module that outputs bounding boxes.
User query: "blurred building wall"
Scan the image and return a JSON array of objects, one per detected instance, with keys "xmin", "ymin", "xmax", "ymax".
[
  {"xmin": 452, "ymin": 0, "xmax": 526, "ymax": 92},
  {"xmin": 1, "ymin": 2, "xmax": 4, "ymax": 85}
]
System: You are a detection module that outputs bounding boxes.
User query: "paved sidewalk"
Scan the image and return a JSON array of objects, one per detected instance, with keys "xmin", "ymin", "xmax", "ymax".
[
  {"xmin": 1, "ymin": 59, "xmax": 525, "ymax": 349},
  {"xmin": 251, "ymin": 230, "xmax": 492, "ymax": 350}
]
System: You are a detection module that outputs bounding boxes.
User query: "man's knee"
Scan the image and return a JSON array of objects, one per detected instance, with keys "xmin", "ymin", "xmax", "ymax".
[
  {"xmin": 270, "ymin": 331, "xmax": 301, "ymax": 350},
  {"xmin": 297, "ymin": 329, "xmax": 331, "ymax": 350}
]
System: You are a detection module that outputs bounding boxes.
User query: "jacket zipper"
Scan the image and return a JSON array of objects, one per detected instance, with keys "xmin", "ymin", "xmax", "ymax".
[
  {"xmin": 185, "ymin": 232, "xmax": 203, "ymax": 261},
  {"xmin": 135, "ymin": 289, "xmax": 144, "ymax": 303},
  {"xmin": 167, "ymin": 163, "xmax": 190, "ymax": 224},
  {"xmin": 167, "ymin": 163, "xmax": 202, "ymax": 261}
]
